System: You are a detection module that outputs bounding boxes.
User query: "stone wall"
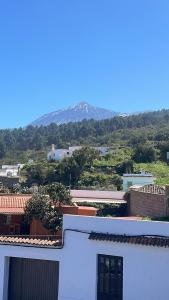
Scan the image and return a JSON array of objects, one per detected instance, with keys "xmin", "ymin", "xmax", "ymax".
[{"xmin": 129, "ymin": 186, "xmax": 169, "ymax": 218}]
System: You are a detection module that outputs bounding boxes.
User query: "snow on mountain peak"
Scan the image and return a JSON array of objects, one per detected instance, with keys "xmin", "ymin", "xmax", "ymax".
[{"xmin": 30, "ymin": 102, "xmax": 120, "ymax": 126}]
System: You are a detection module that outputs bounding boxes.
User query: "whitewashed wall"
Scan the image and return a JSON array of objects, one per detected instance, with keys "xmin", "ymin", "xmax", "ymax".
[
  {"xmin": 123, "ymin": 176, "xmax": 155, "ymax": 191},
  {"xmin": 0, "ymin": 215, "xmax": 169, "ymax": 300}
]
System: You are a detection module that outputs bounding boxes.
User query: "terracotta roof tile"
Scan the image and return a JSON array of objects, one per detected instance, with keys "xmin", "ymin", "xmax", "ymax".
[
  {"xmin": 0, "ymin": 194, "xmax": 32, "ymax": 214},
  {"xmin": 0, "ymin": 236, "xmax": 61, "ymax": 248},
  {"xmin": 0, "ymin": 208, "xmax": 25, "ymax": 214},
  {"xmin": 138, "ymin": 185, "xmax": 165, "ymax": 195},
  {"xmin": 89, "ymin": 232, "xmax": 169, "ymax": 248}
]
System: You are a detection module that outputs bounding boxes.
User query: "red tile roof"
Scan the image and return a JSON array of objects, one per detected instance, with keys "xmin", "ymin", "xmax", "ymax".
[
  {"xmin": 0, "ymin": 194, "xmax": 100, "ymax": 215},
  {"xmin": 0, "ymin": 194, "xmax": 32, "ymax": 214},
  {"xmin": 0, "ymin": 236, "xmax": 61, "ymax": 247}
]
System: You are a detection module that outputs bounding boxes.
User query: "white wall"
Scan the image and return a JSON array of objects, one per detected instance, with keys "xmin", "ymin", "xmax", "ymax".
[
  {"xmin": 1, "ymin": 216, "xmax": 169, "ymax": 300},
  {"xmin": 0, "ymin": 169, "xmax": 18, "ymax": 177},
  {"xmin": 123, "ymin": 176, "xmax": 155, "ymax": 191},
  {"xmin": 47, "ymin": 149, "xmax": 69, "ymax": 161}
]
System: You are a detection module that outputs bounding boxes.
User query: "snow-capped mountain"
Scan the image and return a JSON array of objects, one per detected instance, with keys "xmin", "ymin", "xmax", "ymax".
[{"xmin": 30, "ymin": 102, "xmax": 120, "ymax": 126}]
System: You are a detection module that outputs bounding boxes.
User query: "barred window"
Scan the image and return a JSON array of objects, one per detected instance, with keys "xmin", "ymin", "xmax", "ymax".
[{"xmin": 97, "ymin": 254, "xmax": 123, "ymax": 300}]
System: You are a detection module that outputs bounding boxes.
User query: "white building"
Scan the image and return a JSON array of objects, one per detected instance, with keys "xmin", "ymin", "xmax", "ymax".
[
  {"xmin": 47, "ymin": 145, "xmax": 69, "ymax": 161},
  {"xmin": 47, "ymin": 145, "xmax": 81, "ymax": 161},
  {"xmin": 47, "ymin": 145, "xmax": 111, "ymax": 161},
  {"xmin": 0, "ymin": 164, "xmax": 24, "ymax": 177},
  {"xmin": 123, "ymin": 170, "xmax": 155, "ymax": 191},
  {"xmin": 0, "ymin": 215, "xmax": 169, "ymax": 299},
  {"xmin": 95, "ymin": 146, "xmax": 110, "ymax": 155}
]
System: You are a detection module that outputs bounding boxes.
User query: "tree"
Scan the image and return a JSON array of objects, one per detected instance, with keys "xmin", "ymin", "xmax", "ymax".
[
  {"xmin": 159, "ymin": 142, "xmax": 169, "ymax": 162},
  {"xmin": 115, "ymin": 160, "xmax": 134, "ymax": 175},
  {"xmin": 72, "ymin": 146, "xmax": 99, "ymax": 168},
  {"xmin": 21, "ymin": 161, "xmax": 59, "ymax": 186},
  {"xmin": 25, "ymin": 182, "xmax": 73, "ymax": 231},
  {"xmin": 58, "ymin": 147, "xmax": 99, "ymax": 187},
  {"xmin": 24, "ymin": 193, "xmax": 62, "ymax": 232},
  {"xmin": 1, "ymin": 109, "xmax": 169, "ymax": 163},
  {"xmin": 11, "ymin": 183, "xmax": 31, "ymax": 194},
  {"xmin": 24, "ymin": 193, "xmax": 49, "ymax": 222},
  {"xmin": 44, "ymin": 182, "xmax": 72, "ymax": 206},
  {"xmin": 41, "ymin": 206, "xmax": 62, "ymax": 231},
  {"xmin": 0, "ymin": 141, "xmax": 5, "ymax": 159},
  {"xmin": 132, "ymin": 145, "xmax": 156, "ymax": 163},
  {"xmin": 77, "ymin": 172, "xmax": 122, "ymax": 190}
]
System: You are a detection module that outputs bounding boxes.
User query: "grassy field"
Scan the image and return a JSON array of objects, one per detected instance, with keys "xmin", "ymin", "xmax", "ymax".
[{"xmin": 134, "ymin": 162, "xmax": 169, "ymax": 185}]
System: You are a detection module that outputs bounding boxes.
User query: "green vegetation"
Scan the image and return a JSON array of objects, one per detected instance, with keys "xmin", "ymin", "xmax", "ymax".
[
  {"xmin": 21, "ymin": 147, "xmax": 100, "ymax": 188},
  {"xmin": 132, "ymin": 144, "xmax": 157, "ymax": 163},
  {"xmin": 44, "ymin": 183, "xmax": 72, "ymax": 206},
  {"xmin": 94, "ymin": 148, "xmax": 132, "ymax": 166},
  {"xmin": 25, "ymin": 183, "xmax": 72, "ymax": 232},
  {"xmin": 134, "ymin": 162, "xmax": 169, "ymax": 185},
  {"xmin": 19, "ymin": 146, "xmax": 169, "ymax": 190},
  {"xmin": 77, "ymin": 202, "xmax": 127, "ymax": 217},
  {"xmin": 0, "ymin": 109, "xmax": 169, "ymax": 189},
  {"xmin": 77, "ymin": 172, "xmax": 122, "ymax": 190},
  {"xmin": 0, "ymin": 109, "xmax": 169, "ymax": 163}
]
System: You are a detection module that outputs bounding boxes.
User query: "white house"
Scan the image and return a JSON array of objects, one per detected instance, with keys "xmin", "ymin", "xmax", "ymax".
[
  {"xmin": 47, "ymin": 145, "xmax": 81, "ymax": 161},
  {"xmin": 0, "ymin": 215, "xmax": 169, "ymax": 299},
  {"xmin": 47, "ymin": 145, "xmax": 111, "ymax": 161},
  {"xmin": 0, "ymin": 164, "xmax": 24, "ymax": 177},
  {"xmin": 47, "ymin": 145, "xmax": 69, "ymax": 161},
  {"xmin": 123, "ymin": 170, "xmax": 155, "ymax": 191}
]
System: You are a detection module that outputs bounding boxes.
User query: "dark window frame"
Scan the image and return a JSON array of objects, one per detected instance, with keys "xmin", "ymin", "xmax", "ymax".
[{"xmin": 97, "ymin": 254, "xmax": 123, "ymax": 300}]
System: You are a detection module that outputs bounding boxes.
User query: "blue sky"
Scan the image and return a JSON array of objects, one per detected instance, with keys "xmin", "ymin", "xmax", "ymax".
[{"xmin": 0, "ymin": 0, "xmax": 169, "ymax": 128}]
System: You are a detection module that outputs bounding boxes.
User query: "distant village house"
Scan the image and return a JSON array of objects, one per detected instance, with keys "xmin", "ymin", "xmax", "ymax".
[
  {"xmin": 123, "ymin": 170, "xmax": 155, "ymax": 191},
  {"xmin": 0, "ymin": 164, "xmax": 24, "ymax": 177},
  {"xmin": 47, "ymin": 144, "xmax": 110, "ymax": 161}
]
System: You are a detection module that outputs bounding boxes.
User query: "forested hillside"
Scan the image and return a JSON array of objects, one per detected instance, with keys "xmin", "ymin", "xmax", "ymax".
[{"xmin": 0, "ymin": 109, "xmax": 169, "ymax": 162}]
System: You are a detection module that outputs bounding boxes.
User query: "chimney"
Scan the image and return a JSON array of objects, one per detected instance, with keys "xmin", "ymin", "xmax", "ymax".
[{"xmin": 51, "ymin": 144, "xmax": 55, "ymax": 151}]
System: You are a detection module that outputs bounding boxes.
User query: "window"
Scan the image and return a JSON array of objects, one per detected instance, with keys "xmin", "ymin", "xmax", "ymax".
[{"xmin": 97, "ymin": 254, "xmax": 123, "ymax": 300}]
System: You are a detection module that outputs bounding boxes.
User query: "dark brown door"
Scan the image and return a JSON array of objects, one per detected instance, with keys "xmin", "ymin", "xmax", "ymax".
[
  {"xmin": 8, "ymin": 257, "xmax": 59, "ymax": 300},
  {"xmin": 97, "ymin": 254, "xmax": 123, "ymax": 300}
]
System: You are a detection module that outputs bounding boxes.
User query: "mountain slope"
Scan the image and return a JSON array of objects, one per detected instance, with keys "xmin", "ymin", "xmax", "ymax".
[
  {"xmin": 31, "ymin": 102, "xmax": 119, "ymax": 126},
  {"xmin": 0, "ymin": 109, "xmax": 169, "ymax": 163}
]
